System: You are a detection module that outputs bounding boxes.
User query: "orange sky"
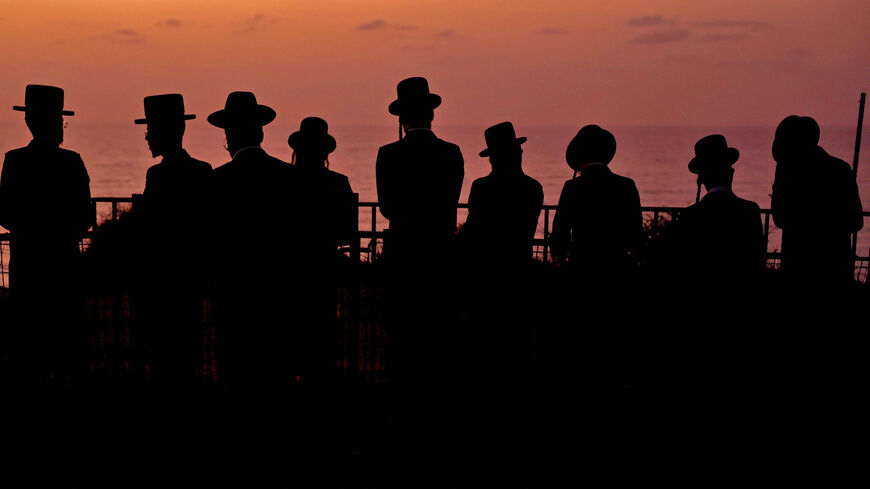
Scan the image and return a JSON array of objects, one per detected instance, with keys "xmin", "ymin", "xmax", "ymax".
[{"xmin": 0, "ymin": 0, "xmax": 868, "ymax": 129}]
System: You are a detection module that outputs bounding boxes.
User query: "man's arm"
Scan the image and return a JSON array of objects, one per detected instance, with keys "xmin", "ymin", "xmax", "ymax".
[
  {"xmin": 74, "ymin": 154, "xmax": 93, "ymax": 235},
  {"xmin": 549, "ymin": 183, "xmax": 572, "ymax": 260},
  {"xmin": 0, "ymin": 154, "xmax": 16, "ymax": 232},
  {"xmin": 375, "ymin": 146, "xmax": 395, "ymax": 221}
]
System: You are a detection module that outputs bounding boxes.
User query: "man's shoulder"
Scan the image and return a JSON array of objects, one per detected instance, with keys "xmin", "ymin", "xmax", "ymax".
[
  {"xmin": 4, "ymin": 146, "xmax": 30, "ymax": 161},
  {"xmin": 733, "ymin": 194, "xmax": 761, "ymax": 212},
  {"xmin": 519, "ymin": 173, "xmax": 544, "ymax": 193},
  {"xmin": 606, "ymin": 170, "xmax": 637, "ymax": 188},
  {"xmin": 213, "ymin": 159, "xmax": 235, "ymax": 177},
  {"xmin": 187, "ymin": 155, "xmax": 213, "ymax": 172}
]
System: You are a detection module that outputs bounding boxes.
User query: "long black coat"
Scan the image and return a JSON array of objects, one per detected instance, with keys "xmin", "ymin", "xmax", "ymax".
[
  {"xmin": 772, "ymin": 146, "xmax": 863, "ymax": 286},
  {"xmin": 376, "ymin": 130, "xmax": 464, "ymax": 261},
  {"xmin": 0, "ymin": 141, "xmax": 92, "ymax": 293},
  {"xmin": 550, "ymin": 165, "xmax": 642, "ymax": 276},
  {"xmin": 213, "ymin": 147, "xmax": 297, "ymax": 286},
  {"xmin": 212, "ymin": 147, "xmax": 298, "ymax": 385}
]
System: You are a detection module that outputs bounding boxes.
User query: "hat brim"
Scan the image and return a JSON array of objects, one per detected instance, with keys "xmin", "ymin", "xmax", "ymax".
[
  {"xmin": 479, "ymin": 136, "xmax": 527, "ymax": 157},
  {"xmin": 287, "ymin": 131, "xmax": 337, "ymax": 154},
  {"xmin": 134, "ymin": 114, "xmax": 196, "ymax": 125},
  {"xmin": 207, "ymin": 105, "xmax": 276, "ymax": 128},
  {"xmin": 688, "ymin": 147, "xmax": 739, "ymax": 174},
  {"xmin": 14, "ymin": 106, "xmax": 75, "ymax": 116},
  {"xmin": 388, "ymin": 94, "xmax": 442, "ymax": 116}
]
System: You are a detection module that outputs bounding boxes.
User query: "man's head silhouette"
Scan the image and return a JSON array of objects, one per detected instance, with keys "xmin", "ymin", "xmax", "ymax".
[
  {"xmin": 208, "ymin": 92, "xmax": 276, "ymax": 156},
  {"xmin": 772, "ymin": 115, "xmax": 820, "ymax": 164},
  {"xmin": 389, "ymin": 77, "xmax": 441, "ymax": 133},
  {"xmin": 14, "ymin": 85, "xmax": 74, "ymax": 147},
  {"xmin": 689, "ymin": 134, "xmax": 740, "ymax": 190},
  {"xmin": 480, "ymin": 122, "xmax": 526, "ymax": 173},
  {"xmin": 566, "ymin": 125, "xmax": 617, "ymax": 173},
  {"xmin": 288, "ymin": 116, "xmax": 336, "ymax": 168},
  {"xmin": 135, "ymin": 94, "xmax": 195, "ymax": 158}
]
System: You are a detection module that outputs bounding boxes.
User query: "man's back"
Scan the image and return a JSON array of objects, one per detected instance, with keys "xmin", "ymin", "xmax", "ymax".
[
  {"xmin": 679, "ymin": 191, "xmax": 764, "ymax": 283},
  {"xmin": 213, "ymin": 148, "xmax": 297, "ymax": 276},
  {"xmin": 772, "ymin": 147, "xmax": 863, "ymax": 284},
  {"xmin": 462, "ymin": 172, "xmax": 543, "ymax": 263},
  {"xmin": 551, "ymin": 165, "xmax": 641, "ymax": 265},
  {"xmin": 376, "ymin": 130, "xmax": 464, "ymax": 253},
  {"xmin": 0, "ymin": 143, "xmax": 91, "ymax": 239}
]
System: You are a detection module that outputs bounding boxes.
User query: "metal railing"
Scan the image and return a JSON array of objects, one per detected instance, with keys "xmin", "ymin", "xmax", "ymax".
[{"xmin": 1, "ymin": 197, "xmax": 869, "ymax": 287}]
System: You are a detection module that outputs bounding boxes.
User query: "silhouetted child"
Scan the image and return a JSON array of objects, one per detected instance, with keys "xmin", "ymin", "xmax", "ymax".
[{"xmin": 287, "ymin": 116, "xmax": 355, "ymax": 383}]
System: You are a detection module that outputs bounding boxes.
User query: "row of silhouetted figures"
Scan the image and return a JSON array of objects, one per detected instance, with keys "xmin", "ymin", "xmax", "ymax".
[{"xmin": 0, "ymin": 80, "xmax": 866, "ymax": 485}]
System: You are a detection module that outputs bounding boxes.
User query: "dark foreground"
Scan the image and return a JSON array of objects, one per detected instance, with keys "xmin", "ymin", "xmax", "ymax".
[{"xmin": 1, "ymin": 275, "xmax": 869, "ymax": 488}]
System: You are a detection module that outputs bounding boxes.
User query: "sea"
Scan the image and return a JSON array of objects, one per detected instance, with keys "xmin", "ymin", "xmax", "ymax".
[{"xmin": 0, "ymin": 123, "xmax": 868, "ymax": 256}]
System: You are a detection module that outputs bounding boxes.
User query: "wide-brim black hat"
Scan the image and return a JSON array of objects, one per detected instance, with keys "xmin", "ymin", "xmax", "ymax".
[
  {"xmin": 772, "ymin": 115, "xmax": 820, "ymax": 161},
  {"xmin": 207, "ymin": 91, "xmax": 276, "ymax": 128},
  {"xmin": 688, "ymin": 134, "xmax": 739, "ymax": 174},
  {"xmin": 566, "ymin": 124, "xmax": 617, "ymax": 171},
  {"xmin": 13, "ymin": 84, "xmax": 74, "ymax": 116},
  {"xmin": 479, "ymin": 121, "xmax": 527, "ymax": 157},
  {"xmin": 288, "ymin": 116, "xmax": 337, "ymax": 154},
  {"xmin": 134, "ymin": 93, "xmax": 195, "ymax": 124},
  {"xmin": 388, "ymin": 77, "xmax": 442, "ymax": 116}
]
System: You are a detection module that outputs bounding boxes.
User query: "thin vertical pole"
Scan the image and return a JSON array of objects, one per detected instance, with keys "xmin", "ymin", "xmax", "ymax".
[
  {"xmin": 851, "ymin": 93, "xmax": 865, "ymax": 261},
  {"xmin": 543, "ymin": 208, "xmax": 550, "ymax": 262}
]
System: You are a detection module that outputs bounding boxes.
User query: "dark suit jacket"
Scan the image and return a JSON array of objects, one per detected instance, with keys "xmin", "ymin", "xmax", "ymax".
[
  {"xmin": 141, "ymin": 149, "xmax": 214, "ymax": 279},
  {"xmin": 213, "ymin": 147, "xmax": 297, "ymax": 288},
  {"xmin": 550, "ymin": 165, "xmax": 642, "ymax": 273},
  {"xmin": 460, "ymin": 170, "xmax": 543, "ymax": 264},
  {"xmin": 376, "ymin": 130, "xmax": 464, "ymax": 259},
  {"xmin": 0, "ymin": 141, "xmax": 91, "ymax": 291},
  {"xmin": 678, "ymin": 190, "xmax": 765, "ymax": 286},
  {"xmin": 771, "ymin": 146, "xmax": 863, "ymax": 284}
]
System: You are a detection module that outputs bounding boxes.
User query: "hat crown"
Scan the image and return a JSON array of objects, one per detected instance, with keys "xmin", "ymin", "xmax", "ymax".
[
  {"xmin": 774, "ymin": 115, "xmax": 820, "ymax": 148},
  {"xmin": 298, "ymin": 116, "xmax": 329, "ymax": 135},
  {"xmin": 224, "ymin": 91, "xmax": 259, "ymax": 112},
  {"xmin": 396, "ymin": 77, "xmax": 431, "ymax": 100},
  {"xmin": 23, "ymin": 84, "xmax": 65, "ymax": 112},
  {"xmin": 484, "ymin": 122, "xmax": 519, "ymax": 148},
  {"xmin": 694, "ymin": 134, "xmax": 730, "ymax": 157},
  {"xmin": 566, "ymin": 125, "xmax": 617, "ymax": 168},
  {"xmin": 142, "ymin": 94, "xmax": 186, "ymax": 120}
]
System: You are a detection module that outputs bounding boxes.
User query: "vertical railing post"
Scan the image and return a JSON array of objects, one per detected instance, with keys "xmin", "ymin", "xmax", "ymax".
[
  {"xmin": 348, "ymin": 193, "xmax": 360, "ymax": 377},
  {"xmin": 111, "ymin": 201, "xmax": 118, "ymax": 221},
  {"xmin": 543, "ymin": 207, "xmax": 550, "ymax": 262}
]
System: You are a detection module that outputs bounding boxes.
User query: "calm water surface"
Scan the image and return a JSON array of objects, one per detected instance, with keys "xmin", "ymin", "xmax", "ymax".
[{"xmin": 1, "ymin": 123, "xmax": 868, "ymax": 252}]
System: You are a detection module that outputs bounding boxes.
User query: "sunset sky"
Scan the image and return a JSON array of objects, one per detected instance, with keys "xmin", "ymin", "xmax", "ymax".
[{"xmin": 0, "ymin": 0, "xmax": 868, "ymax": 130}]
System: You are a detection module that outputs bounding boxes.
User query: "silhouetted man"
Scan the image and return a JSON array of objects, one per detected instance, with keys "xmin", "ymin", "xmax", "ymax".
[
  {"xmin": 208, "ymin": 91, "xmax": 297, "ymax": 389},
  {"xmin": 0, "ymin": 84, "xmax": 91, "ymax": 382},
  {"xmin": 461, "ymin": 122, "xmax": 543, "ymax": 265},
  {"xmin": 458, "ymin": 122, "xmax": 543, "ymax": 444},
  {"xmin": 375, "ymin": 77, "xmax": 464, "ymax": 476},
  {"xmin": 679, "ymin": 134, "xmax": 765, "ymax": 287},
  {"xmin": 287, "ymin": 116, "xmax": 355, "ymax": 381},
  {"xmin": 672, "ymin": 135, "xmax": 766, "ymax": 477},
  {"xmin": 134, "ymin": 94, "xmax": 213, "ymax": 383},
  {"xmin": 550, "ymin": 124, "xmax": 641, "ymax": 283},
  {"xmin": 771, "ymin": 115, "xmax": 863, "ymax": 288},
  {"xmin": 376, "ymin": 77, "xmax": 464, "ymax": 263}
]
